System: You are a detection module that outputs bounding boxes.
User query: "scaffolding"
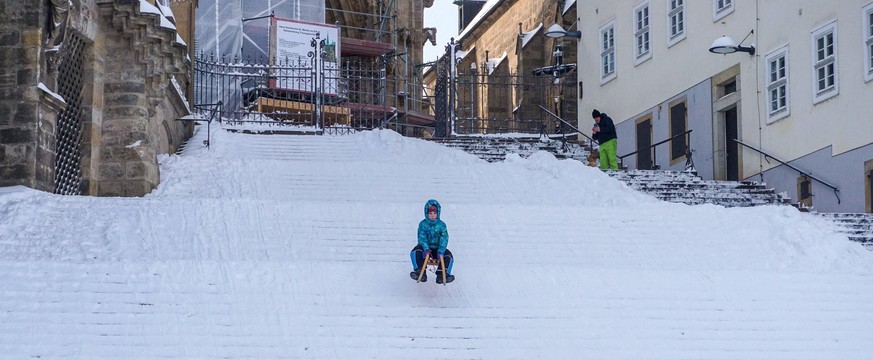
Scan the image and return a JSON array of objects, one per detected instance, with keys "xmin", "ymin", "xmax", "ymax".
[
  {"xmin": 325, "ymin": 0, "xmax": 434, "ymax": 135},
  {"xmin": 191, "ymin": 0, "xmax": 434, "ymax": 134}
]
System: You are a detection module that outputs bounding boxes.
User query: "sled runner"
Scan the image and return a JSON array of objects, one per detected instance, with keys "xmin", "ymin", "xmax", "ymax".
[{"xmin": 416, "ymin": 253, "xmax": 451, "ymax": 285}]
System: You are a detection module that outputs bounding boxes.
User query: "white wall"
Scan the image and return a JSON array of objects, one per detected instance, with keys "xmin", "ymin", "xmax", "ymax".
[
  {"xmin": 576, "ymin": 0, "xmax": 755, "ymax": 127},
  {"xmin": 756, "ymin": 2, "xmax": 873, "ymax": 159},
  {"xmin": 577, "ymin": 1, "xmax": 873, "ymax": 210}
]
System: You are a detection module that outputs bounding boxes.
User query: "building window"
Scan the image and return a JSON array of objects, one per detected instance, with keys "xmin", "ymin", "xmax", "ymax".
[
  {"xmin": 798, "ymin": 176, "xmax": 813, "ymax": 208},
  {"xmin": 723, "ymin": 80, "xmax": 736, "ymax": 95},
  {"xmin": 713, "ymin": 0, "xmax": 733, "ymax": 21},
  {"xmin": 868, "ymin": 165, "xmax": 873, "ymax": 213},
  {"xmin": 765, "ymin": 45, "xmax": 790, "ymax": 122},
  {"xmin": 811, "ymin": 20, "xmax": 838, "ymax": 103},
  {"xmin": 865, "ymin": 2, "xmax": 873, "ymax": 82},
  {"xmin": 669, "ymin": 100, "xmax": 687, "ymax": 162},
  {"xmin": 867, "ymin": 160, "xmax": 873, "ymax": 213},
  {"xmin": 668, "ymin": 0, "xmax": 686, "ymax": 46},
  {"xmin": 634, "ymin": 1, "xmax": 652, "ymax": 64},
  {"xmin": 600, "ymin": 21, "xmax": 616, "ymax": 83}
]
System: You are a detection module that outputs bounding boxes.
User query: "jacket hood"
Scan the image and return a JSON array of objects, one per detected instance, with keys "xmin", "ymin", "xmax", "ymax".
[{"xmin": 423, "ymin": 199, "xmax": 441, "ymax": 220}]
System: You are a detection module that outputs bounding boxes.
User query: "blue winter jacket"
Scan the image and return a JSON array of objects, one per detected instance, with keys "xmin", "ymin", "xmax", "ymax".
[{"xmin": 418, "ymin": 199, "xmax": 448, "ymax": 253}]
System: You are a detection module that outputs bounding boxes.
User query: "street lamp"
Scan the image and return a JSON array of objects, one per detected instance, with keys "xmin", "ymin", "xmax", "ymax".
[
  {"xmin": 544, "ymin": 23, "xmax": 581, "ymax": 39},
  {"xmin": 709, "ymin": 35, "xmax": 755, "ymax": 55}
]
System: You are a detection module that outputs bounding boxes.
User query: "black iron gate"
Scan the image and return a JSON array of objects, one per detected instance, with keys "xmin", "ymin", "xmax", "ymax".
[
  {"xmin": 53, "ymin": 35, "xmax": 86, "ymax": 195},
  {"xmin": 453, "ymin": 70, "xmax": 576, "ymax": 135},
  {"xmin": 431, "ymin": 42, "xmax": 577, "ymax": 137},
  {"xmin": 194, "ymin": 34, "xmax": 395, "ymax": 132}
]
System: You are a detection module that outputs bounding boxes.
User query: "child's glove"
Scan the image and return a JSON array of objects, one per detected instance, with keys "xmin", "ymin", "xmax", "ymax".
[
  {"xmin": 422, "ymin": 250, "xmax": 431, "ymax": 259},
  {"xmin": 437, "ymin": 251, "xmax": 445, "ymax": 258}
]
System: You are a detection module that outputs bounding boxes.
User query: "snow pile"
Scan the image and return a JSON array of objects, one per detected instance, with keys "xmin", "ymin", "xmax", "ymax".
[{"xmin": 1, "ymin": 124, "xmax": 872, "ymax": 359}]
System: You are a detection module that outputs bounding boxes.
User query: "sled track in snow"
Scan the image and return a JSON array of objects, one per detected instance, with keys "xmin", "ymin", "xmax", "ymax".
[{"xmin": 1, "ymin": 129, "xmax": 872, "ymax": 359}]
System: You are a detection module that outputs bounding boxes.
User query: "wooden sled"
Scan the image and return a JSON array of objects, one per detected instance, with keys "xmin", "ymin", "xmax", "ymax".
[{"xmin": 416, "ymin": 253, "xmax": 448, "ymax": 285}]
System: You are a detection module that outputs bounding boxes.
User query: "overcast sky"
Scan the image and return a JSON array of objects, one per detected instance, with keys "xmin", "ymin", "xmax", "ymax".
[{"xmin": 423, "ymin": 1, "xmax": 461, "ymax": 62}]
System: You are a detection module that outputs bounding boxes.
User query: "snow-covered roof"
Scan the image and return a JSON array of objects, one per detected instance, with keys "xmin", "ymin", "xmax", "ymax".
[
  {"xmin": 170, "ymin": 75, "xmax": 191, "ymax": 113},
  {"xmin": 563, "ymin": 0, "xmax": 577, "ymax": 15},
  {"xmin": 37, "ymin": 82, "xmax": 66, "ymax": 104},
  {"xmin": 422, "ymin": 45, "xmax": 476, "ymax": 78},
  {"xmin": 138, "ymin": 0, "xmax": 160, "ymax": 15},
  {"xmin": 520, "ymin": 23, "xmax": 543, "ymax": 49},
  {"xmin": 157, "ymin": 1, "xmax": 176, "ymax": 23},
  {"xmin": 487, "ymin": 51, "xmax": 508, "ymax": 74},
  {"xmin": 458, "ymin": 0, "xmax": 504, "ymax": 41},
  {"xmin": 456, "ymin": 45, "xmax": 476, "ymax": 61},
  {"xmin": 139, "ymin": 0, "xmax": 176, "ymax": 30}
]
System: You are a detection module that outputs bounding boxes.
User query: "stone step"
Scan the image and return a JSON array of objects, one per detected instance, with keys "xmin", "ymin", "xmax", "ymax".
[
  {"xmin": 809, "ymin": 213, "xmax": 873, "ymax": 245},
  {"xmin": 608, "ymin": 169, "xmax": 784, "ymax": 208},
  {"xmin": 433, "ymin": 139, "xmax": 784, "ymax": 208},
  {"xmin": 624, "ymin": 182, "xmax": 771, "ymax": 190},
  {"xmin": 430, "ymin": 136, "xmax": 591, "ymax": 163}
]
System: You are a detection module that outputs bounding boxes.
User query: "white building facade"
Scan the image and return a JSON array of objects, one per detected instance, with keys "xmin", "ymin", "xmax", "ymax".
[{"xmin": 576, "ymin": 0, "xmax": 873, "ymax": 213}]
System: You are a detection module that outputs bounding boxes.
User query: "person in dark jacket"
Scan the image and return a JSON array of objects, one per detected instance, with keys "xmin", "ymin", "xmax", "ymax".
[
  {"xmin": 409, "ymin": 199, "xmax": 454, "ymax": 284},
  {"xmin": 591, "ymin": 109, "xmax": 619, "ymax": 170}
]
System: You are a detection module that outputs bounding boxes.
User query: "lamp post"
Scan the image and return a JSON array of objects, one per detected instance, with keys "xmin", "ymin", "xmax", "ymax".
[
  {"xmin": 708, "ymin": 31, "xmax": 756, "ymax": 55},
  {"xmin": 469, "ymin": 62, "xmax": 477, "ymax": 130},
  {"xmin": 241, "ymin": 11, "xmax": 275, "ymax": 60},
  {"xmin": 544, "ymin": 23, "xmax": 582, "ymax": 39}
]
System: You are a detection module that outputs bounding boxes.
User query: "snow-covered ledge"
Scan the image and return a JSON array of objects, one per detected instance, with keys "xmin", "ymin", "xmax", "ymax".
[{"xmin": 37, "ymin": 82, "xmax": 67, "ymax": 111}]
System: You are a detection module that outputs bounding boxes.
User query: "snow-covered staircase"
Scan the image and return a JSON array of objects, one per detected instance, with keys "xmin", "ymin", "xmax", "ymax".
[
  {"xmin": 3, "ymin": 128, "xmax": 873, "ymax": 359},
  {"xmin": 428, "ymin": 138, "xmax": 781, "ymax": 207},
  {"xmin": 813, "ymin": 212, "xmax": 873, "ymax": 247},
  {"xmin": 425, "ymin": 137, "xmax": 871, "ymax": 246},
  {"xmin": 429, "ymin": 136, "xmax": 591, "ymax": 162},
  {"xmin": 608, "ymin": 169, "xmax": 789, "ymax": 208}
]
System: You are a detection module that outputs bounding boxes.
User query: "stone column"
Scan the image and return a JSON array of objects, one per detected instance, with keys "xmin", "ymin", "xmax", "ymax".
[
  {"xmin": 97, "ymin": 30, "xmax": 157, "ymax": 196},
  {"xmin": 91, "ymin": 0, "xmax": 192, "ymax": 197},
  {"xmin": 0, "ymin": 1, "xmax": 56, "ymax": 191}
]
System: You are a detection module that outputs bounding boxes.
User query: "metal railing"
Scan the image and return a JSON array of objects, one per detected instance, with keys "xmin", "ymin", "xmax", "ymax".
[
  {"xmin": 177, "ymin": 101, "xmax": 222, "ymax": 149},
  {"xmin": 538, "ymin": 105, "xmax": 592, "ymax": 142},
  {"xmin": 734, "ymin": 139, "xmax": 840, "ymax": 204},
  {"xmin": 618, "ymin": 130, "xmax": 693, "ymax": 170},
  {"xmin": 193, "ymin": 46, "xmax": 395, "ymax": 132},
  {"xmin": 447, "ymin": 70, "xmax": 576, "ymax": 136}
]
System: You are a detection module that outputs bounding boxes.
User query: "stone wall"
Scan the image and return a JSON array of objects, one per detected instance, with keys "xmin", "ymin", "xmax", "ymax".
[
  {"xmin": 461, "ymin": 0, "xmax": 560, "ymax": 72},
  {"xmin": 0, "ymin": 1, "xmax": 51, "ymax": 190},
  {"xmin": 0, "ymin": 0, "xmax": 194, "ymax": 196},
  {"xmin": 425, "ymin": 0, "xmax": 578, "ymax": 134},
  {"xmin": 94, "ymin": 1, "xmax": 192, "ymax": 196}
]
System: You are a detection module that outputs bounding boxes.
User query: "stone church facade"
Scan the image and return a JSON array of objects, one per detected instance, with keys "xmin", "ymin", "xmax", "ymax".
[
  {"xmin": 0, "ymin": 0, "xmax": 195, "ymax": 197},
  {"xmin": 423, "ymin": 0, "xmax": 578, "ymax": 135}
]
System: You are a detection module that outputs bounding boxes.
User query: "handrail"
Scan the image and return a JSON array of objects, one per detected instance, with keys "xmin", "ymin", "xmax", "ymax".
[
  {"xmin": 617, "ymin": 129, "xmax": 692, "ymax": 170},
  {"xmin": 537, "ymin": 105, "xmax": 593, "ymax": 143},
  {"xmin": 379, "ymin": 111, "xmax": 398, "ymax": 129},
  {"xmin": 734, "ymin": 139, "xmax": 840, "ymax": 204},
  {"xmin": 179, "ymin": 101, "xmax": 222, "ymax": 148}
]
